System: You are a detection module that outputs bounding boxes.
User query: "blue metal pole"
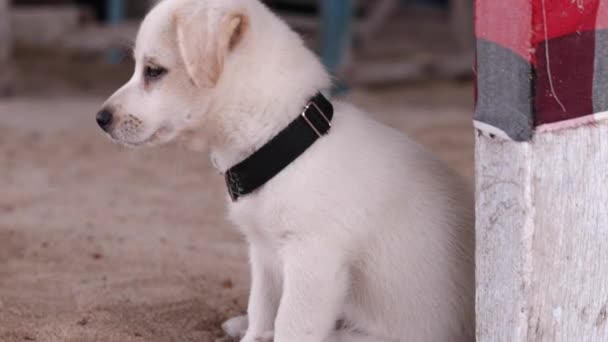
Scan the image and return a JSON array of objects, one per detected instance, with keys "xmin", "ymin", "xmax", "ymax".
[
  {"xmin": 107, "ymin": 0, "xmax": 125, "ymax": 24},
  {"xmin": 320, "ymin": 0, "xmax": 353, "ymax": 94},
  {"xmin": 106, "ymin": 0, "xmax": 125, "ymax": 64}
]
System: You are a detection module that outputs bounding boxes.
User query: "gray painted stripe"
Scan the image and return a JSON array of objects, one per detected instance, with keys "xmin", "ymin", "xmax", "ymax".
[
  {"xmin": 594, "ymin": 29, "xmax": 608, "ymax": 114},
  {"xmin": 475, "ymin": 39, "xmax": 534, "ymax": 141}
]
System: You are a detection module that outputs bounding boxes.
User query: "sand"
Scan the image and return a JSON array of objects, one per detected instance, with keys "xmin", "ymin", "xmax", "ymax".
[{"xmin": 0, "ymin": 82, "xmax": 474, "ymax": 342}]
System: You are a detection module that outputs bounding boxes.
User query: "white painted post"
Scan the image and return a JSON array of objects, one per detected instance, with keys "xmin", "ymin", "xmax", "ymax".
[
  {"xmin": 475, "ymin": 1, "xmax": 608, "ymax": 341},
  {"xmin": 476, "ymin": 125, "xmax": 608, "ymax": 341}
]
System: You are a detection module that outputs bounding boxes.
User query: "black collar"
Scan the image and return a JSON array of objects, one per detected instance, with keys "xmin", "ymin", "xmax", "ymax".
[{"xmin": 225, "ymin": 92, "xmax": 334, "ymax": 201}]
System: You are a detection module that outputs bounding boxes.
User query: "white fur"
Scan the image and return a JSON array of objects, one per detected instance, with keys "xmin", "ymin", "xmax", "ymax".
[{"xmin": 99, "ymin": 0, "xmax": 475, "ymax": 341}]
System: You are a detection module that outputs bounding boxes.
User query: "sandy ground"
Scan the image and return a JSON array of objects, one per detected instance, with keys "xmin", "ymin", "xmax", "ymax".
[{"xmin": 0, "ymin": 41, "xmax": 475, "ymax": 341}]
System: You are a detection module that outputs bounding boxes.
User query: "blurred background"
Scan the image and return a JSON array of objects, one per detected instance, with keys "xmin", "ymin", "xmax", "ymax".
[{"xmin": 0, "ymin": 1, "xmax": 474, "ymax": 341}]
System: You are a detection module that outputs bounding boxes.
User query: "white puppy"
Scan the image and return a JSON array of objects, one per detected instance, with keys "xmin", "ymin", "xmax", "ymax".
[{"xmin": 96, "ymin": 0, "xmax": 475, "ymax": 341}]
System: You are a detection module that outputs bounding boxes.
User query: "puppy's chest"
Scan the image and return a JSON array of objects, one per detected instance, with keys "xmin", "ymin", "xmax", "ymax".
[{"xmin": 227, "ymin": 199, "xmax": 295, "ymax": 244}]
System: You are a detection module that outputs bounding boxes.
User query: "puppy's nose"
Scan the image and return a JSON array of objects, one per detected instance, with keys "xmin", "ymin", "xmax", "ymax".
[{"xmin": 96, "ymin": 108, "xmax": 114, "ymax": 132}]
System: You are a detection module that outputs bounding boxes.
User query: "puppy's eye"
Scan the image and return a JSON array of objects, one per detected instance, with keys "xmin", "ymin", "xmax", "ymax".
[{"xmin": 144, "ymin": 66, "xmax": 167, "ymax": 80}]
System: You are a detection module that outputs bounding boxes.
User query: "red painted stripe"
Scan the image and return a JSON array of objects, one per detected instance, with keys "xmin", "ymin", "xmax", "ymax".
[
  {"xmin": 476, "ymin": 0, "xmax": 599, "ymax": 64},
  {"xmin": 534, "ymin": 31, "xmax": 596, "ymax": 125},
  {"xmin": 531, "ymin": 0, "xmax": 599, "ymax": 45},
  {"xmin": 597, "ymin": 0, "xmax": 608, "ymax": 29},
  {"xmin": 476, "ymin": 0, "xmax": 607, "ymax": 129},
  {"xmin": 476, "ymin": 0, "xmax": 534, "ymax": 61}
]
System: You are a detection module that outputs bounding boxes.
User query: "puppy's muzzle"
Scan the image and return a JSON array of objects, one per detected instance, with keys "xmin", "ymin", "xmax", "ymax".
[{"xmin": 96, "ymin": 108, "xmax": 114, "ymax": 132}]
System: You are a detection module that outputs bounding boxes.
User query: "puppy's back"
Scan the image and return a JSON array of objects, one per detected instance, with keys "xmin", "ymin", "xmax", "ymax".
[{"xmin": 266, "ymin": 103, "xmax": 475, "ymax": 341}]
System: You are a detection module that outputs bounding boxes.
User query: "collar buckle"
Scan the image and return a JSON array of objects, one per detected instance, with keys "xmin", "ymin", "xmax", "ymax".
[
  {"xmin": 225, "ymin": 170, "xmax": 240, "ymax": 202},
  {"xmin": 301, "ymin": 101, "xmax": 332, "ymax": 138}
]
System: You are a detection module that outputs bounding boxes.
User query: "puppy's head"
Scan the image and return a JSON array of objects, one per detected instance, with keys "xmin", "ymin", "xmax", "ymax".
[{"xmin": 96, "ymin": 0, "xmax": 248, "ymax": 147}]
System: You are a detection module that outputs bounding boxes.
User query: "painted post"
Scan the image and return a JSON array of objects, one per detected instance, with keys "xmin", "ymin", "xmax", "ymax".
[{"xmin": 475, "ymin": 0, "xmax": 608, "ymax": 341}]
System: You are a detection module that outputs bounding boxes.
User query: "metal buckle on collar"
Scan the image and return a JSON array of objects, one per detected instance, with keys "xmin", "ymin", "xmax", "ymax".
[
  {"xmin": 301, "ymin": 101, "xmax": 332, "ymax": 138},
  {"xmin": 225, "ymin": 170, "xmax": 240, "ymax": 202}
]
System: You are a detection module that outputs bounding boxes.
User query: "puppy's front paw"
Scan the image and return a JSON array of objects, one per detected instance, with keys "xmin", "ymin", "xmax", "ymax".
[
  {"xmin": 240, "ymin": 330, "xmax": 274, "ymax": 342},
  {"xmin": 222, "ymin": 315, "xmax": 249, "ymax": 340}
]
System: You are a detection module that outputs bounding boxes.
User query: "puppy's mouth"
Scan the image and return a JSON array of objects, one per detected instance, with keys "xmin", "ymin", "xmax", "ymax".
[{"xmin": 112, "ymin": 125, "xmax": 173, "ymax": 147}]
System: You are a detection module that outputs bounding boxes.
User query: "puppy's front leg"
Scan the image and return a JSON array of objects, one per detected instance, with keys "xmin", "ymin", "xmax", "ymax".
[
  {"xmin": 241, "ymin": 244, "xmax": 282, "ymax": 342},
  {"xmin": 274, "ymin": 240, "xmax": 349, "ymax": 342}
]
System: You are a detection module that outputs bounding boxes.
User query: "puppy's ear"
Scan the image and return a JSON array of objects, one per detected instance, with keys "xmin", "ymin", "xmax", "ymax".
[{"xmin": 175, "ymin": 6, "xmax": 248, "ymax": 88}]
